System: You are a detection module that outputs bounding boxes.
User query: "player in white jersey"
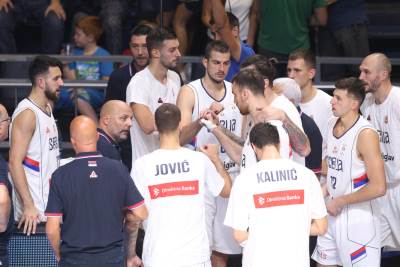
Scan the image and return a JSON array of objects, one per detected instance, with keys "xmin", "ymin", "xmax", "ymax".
[
  {"xmin": 132, "ymin": 104, "xmax": 232, "ymax": 267},
  {"xmin": 9, "ymin": 55, "xmax": 63, "ymax": 235},
  {"xmin": 359, "ymin": 53, "xmax": 400, "ymax": 251},
  {"xmin": 177, "ymin": 40, "xmax": 243, "ymax": 266},
  {"xmin": 225, "ymin": 122, "xmax": 327, "ymax": 267},
  {"xmin": 312, "ymin": 77, "xmax": 386, "ymax": 267},
  {"xmin": 205, "ymin": 63, "xmax": 310, "ymax": 172},
  {"xmin": 126, "ymin": 28, "xmax": 181, "ymax": 169},
  {"xmin": 287, "ymin": 48, "xmax": 333, "ymax": 136}
]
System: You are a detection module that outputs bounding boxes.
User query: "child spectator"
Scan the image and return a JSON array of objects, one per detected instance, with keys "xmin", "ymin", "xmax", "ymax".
[{"xmin": 59, "ymin": 16, "xmax": 113, "ymax": 124}]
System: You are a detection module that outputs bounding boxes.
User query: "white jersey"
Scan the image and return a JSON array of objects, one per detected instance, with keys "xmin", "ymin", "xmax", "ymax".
[
  {"xmin": 132, "ymin": 148, "xmax": 224, "ymax": 267},
  {"xmin": 241, "ymin": 95, "xmax": 302, "ymax": 170},
  {"xmin": 325, "ymin": 116, "xmax": 374, "ymax": 197},
  {"xmin": 362, "ymin": 86, "xmax": 400, "ymax": 186},
  {"xmin": 225, "ymin": 159, "xmax": 327, "ymax": 267},
  {"xmin": 126, "ymin": 67, "xmax": 181, "ymax": 170},
  {"xmin": 10, "ymin": 98, "xmax": 60, "ymax": 221},
  {"xmin": 300, "ymin": 89, "xmax": 333, "ymax": 138},
  {"xmin": 188, "ymin": 79, "xmax": 242, "ymax": 176}
]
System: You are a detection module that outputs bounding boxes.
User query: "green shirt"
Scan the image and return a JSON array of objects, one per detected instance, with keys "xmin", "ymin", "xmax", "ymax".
[{"xmin": 258, "ymin": 0, "xmax": 326, "ymax": 55}]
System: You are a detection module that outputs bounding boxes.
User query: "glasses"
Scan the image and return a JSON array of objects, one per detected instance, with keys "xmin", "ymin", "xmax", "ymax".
[{"xmin": 0, "ymin": 117, "xmax": 11, "ymax": 124}]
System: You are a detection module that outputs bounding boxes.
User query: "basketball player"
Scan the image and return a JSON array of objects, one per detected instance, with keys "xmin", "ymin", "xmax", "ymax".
[
  {"xmin": 312, "ymin": 77, "xmax": 386, "ymax": 267},
  {"xmin": 225, "ymin": 122, "xmax": 327, "ymax": 267},
  {"xmin": 132, "ymin": 103, "xmax": 231, "ymax": 267},
  {"xmin": 177, "ymin": 40, "xmax": 243, "ymax": 266},
  {"xmin": 359, "ymin": 53, "xmax": 400, "ymax": 251},
  {"xmin": 9, "ymin": 55, "xmax": 63, "ymax": 235}
]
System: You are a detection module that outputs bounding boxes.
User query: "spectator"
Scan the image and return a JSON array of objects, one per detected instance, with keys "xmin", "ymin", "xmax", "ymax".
[
  {"xmin": 9, "ymin": 55, "xmax": 63, "ymax": 236},
  {"xmin": 0, "ymin": 103, "xmax": 12, "ymax": 267},
  {"xmin": 126, "ymin": 28, "xmax": 181, "ymax": 170},
  {"xmin": 132, "ymin": 103, "xmax": 231, "ymax": 267},
  {"xmin": 173, "ymin": 0, "xmax": 203, "ymax": 58},
  {"xmin": 106, "ymin": 23, "xmax": 153, "ymax": 102},
  {"xmin": 319, "ymin": 0, "xmax": 369, "ymax": 79},
  {"xmin": 224, "ymin": 0, "xmax": 257, "ymax": 45},
  {"xmin": 203, "ymin": 0, "xmax": 255, "ymax": 81},
  {"xmin": 71, "ymin": 0, "xmax": 128, "ymax": 55},
  {"xmin": 225, "ymin": 122, "xmax": 327, "ymax": 267},
  {"xmin": 0, "ymin": 0, "xmax": 65, "ymax": 54},
  {"xmin": 60, "ymin": 16, "xmax": 113, "ymax": 124},
  {"xmin": 287, "ymin": 48, "xmax": 333, "ymax": 138},
  {"xmin": 45, "ymin": 115, "xmax": 147, "ymax": 265},
  {"xmin": 250, "ymin": 0, "xmax": 327, "ymax": 76}
]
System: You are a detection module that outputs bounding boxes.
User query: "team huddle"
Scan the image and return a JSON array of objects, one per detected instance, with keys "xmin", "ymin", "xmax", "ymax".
[{"xmin": 3, "ymin": 28, "xmax": 400, "ymax": 267}]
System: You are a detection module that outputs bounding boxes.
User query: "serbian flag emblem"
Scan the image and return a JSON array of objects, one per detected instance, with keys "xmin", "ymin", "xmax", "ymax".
[
  {"xmin": 353, "ymin": 174, "xmax": 368, "ymax": 189},
  {"xmin": 350, "ymin": 246, "xmax": 367, "ymax": 263},
  {"xmin": 88, "ymin": 161, "xmax": 97, "ymax": 167}
]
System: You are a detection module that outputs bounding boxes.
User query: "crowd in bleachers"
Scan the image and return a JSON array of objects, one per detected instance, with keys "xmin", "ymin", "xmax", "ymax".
[{"xmin": 0, "ymin": 0, "xmax": 400, "ymax": 267}]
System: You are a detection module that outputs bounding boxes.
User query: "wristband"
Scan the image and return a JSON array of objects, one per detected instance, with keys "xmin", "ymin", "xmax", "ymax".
[{"xmin": 200, "ymin": 119, "xmax": 217, "ymax": 131}]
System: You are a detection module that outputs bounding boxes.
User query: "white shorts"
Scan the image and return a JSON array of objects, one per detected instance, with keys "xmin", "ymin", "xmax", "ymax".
[
  {"xmin": 212, "ymin": 196, "xmax": 242, "ymax": 254},
  {"xmin": 379, "ymin": 184, "xmax": 400, "ymax": 250},
  {"xmin": 312, "ymin": 201, "xmax": 381, "ymax": 266},
  {"xmin": 204, "ymin": 188, "xmax": 216, "ymax": 252}
]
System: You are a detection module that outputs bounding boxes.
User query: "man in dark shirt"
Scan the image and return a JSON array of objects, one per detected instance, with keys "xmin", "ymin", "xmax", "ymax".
[
  {"xmin": 97, "ymin": 100, "xmax": 133, "ymax": 165},
  {"xmin": 0, "ymin": 104, "xmax": 12, "ymax": 266},
  {"xmin": 45, "ymin": 116, "xmax": 147, "ymax": 267},
  {"xmin": 105, "ymin": 24, "xmax": 152, "ymax": 102}
]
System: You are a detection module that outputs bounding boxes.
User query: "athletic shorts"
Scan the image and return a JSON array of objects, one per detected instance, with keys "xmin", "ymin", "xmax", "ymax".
[
  {"xmin": 379, "ymin": 184, "xmax": 400, "ymax": 250},
  {"xmin": 312, "ymin": 201, "xmax": 381, "ymax": 266},
  {"xmin": 212, "ymin": 196, "xmax": 242, "ymax": 254}
]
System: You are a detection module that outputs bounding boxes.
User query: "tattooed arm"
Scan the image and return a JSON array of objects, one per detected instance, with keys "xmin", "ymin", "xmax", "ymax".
[
  {"xmin": 281, "ymin": 112, "xmax": 311, "ymax": 157},
  {"xmin": 210, "ymin": 124, "xmax": 244, "ymax": 165},
  {"xmin": 125, "ymin": 212, "xmax": 142, "ymax": 267}
]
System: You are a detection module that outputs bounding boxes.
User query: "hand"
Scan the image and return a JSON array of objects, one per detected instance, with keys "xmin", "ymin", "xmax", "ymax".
[
  {"xmin": 18, "ymin": 204, "xmax": 41, "ymax": 235},
  {"xmin": 0, "ymin": 0, "xmax": 14, "ymax": 13},
  {"xmin": 253, "ymin": 106, "xmax": 285, "ymax": 124},
  {"xmin": 44, "ymin": 0, "xmax": 66, "ymax": 21},
  {"xmin": 326, "ymin": 197, "xmax": 345, "ymax": 216},
  {"xmin": 199, "ymin": 144, "xmax": 220, "ymax": 162},
  {"xmin": 200, "ymin": 108, "xmax": 219, "ymax": 126},
  {"xmin": 126, "ymin": 255, "xmax": 143, "ymax": 267},
  {"xmin": 209, "ymin": 102, "xmax": 224, "ymax": 115}
]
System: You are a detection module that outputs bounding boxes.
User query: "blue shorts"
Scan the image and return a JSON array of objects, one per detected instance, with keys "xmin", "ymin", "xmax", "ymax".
[{"xmin": 55, "ymin": 88, "xmax": 104, "ymax": 111}]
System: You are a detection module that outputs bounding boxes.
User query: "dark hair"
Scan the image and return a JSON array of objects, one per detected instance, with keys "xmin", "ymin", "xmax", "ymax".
[
  {"xmin": 76, "ymin": 16, "xmax": 103, "ymax": 42},
  {"xmin": 146, "ymin": 28, "xmax": 177, "ymax": 57},
  {"xmin": 204, "ymin": 40, "xmax": 230, "ymax": 59},
  {"xmin": 250, "ymin": 122, "xmax": 280, "ymax": 148},
  {"xmin": 288, "ymin": 48, "xmax": 316, "ymax": 69},
  {"xmin": 241, "ymin": 54, "xmax": 277, "ymax": 86},
  {"xmin": 155, "ymin": 103, "xmax": 181, "ymax": 133},
  {"xmin": 232, "ymin": 68, "xmax": 265, "ymax": 96},
  {"xmin": 130, "ymin": 24, "xmax": 153, "ymax": 39},
  {"xmin": 226, "ymin": 12, "xmax": 239, "ymax": 28},
  {"xmin": 334, "ymin": 77, "xmax": 366, "ymax": 105},
  {"xmin": 28, "ymin": 55, "xmax": 63, "ymax": 86}
]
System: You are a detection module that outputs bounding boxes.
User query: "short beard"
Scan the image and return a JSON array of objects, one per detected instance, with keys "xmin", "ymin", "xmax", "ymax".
[
  {"xmin": 44, "ymin": 87, "xmax": 58, "ymax": 102},
  {"xmin": 206, "ymin": 69, "xmax": 224, "ymax": 84}
]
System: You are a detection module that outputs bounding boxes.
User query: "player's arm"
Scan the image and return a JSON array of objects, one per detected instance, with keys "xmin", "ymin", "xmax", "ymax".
[
  {"xmin": 9, "ymin": 109, "xmax": 40, "ymax": 235},
  {"xmin": 200, "ymin": 144, "xmax": 232, "ymax": 197},
  {"xmin": 209, "ymin": 125, "xmax": 243, "ymax": 165},
  {"xmin": 326, "ymin": 129, "xmax": 386, "ymax": 216},
  {"xmin": 0, "ymin": 185, "xmax": 11, "ymax": 232},
  {"xmin": 46, "ymin": 216, "xmax": 61, "ymax": 262},
  {"xmin": 177, "ymin": 85, "xmax": 203, "ymax": 145},
  {"xmin": 210, "ymin": 0, "xmax": 242, "ymax": 61},
  {"xmin": 233, "ymin": 229, "xmax": 249, "ymax": 243},
  {"xmin": 124, "ymin": 211, "xmax": 142, "ymax": 267},
  {"xmin": 310, "ymin": 217, "xmax": 328, "ymax": 236},
  {"xmin": 130, "ymin": 103, "xmax": 157, "ymax": 135},
  {"xmin": 311, "ymin": 7, "xmax": 328, "ymax": 27}
]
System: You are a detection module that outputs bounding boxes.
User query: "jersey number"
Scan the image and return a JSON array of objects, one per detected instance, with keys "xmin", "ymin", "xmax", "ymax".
[{"xmin": 330, "ymin": 176, "xmax": 337, "ymax": 190}]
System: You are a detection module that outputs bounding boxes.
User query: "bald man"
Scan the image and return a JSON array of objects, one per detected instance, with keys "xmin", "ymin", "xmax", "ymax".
[
  {"xmin": 45, "ymin": 116, "xmax": 147, "ymax": 266},
  {"xmin": 98, "ymin": 100, "xmax": 133, "ymax": 165},
  {"xmin": 360, "ymin": 53, "xmax": 400, "ymax": 252}
]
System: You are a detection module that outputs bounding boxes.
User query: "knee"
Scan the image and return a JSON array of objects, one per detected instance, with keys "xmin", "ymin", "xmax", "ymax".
[{"xmin": 43, "ymin": 12, "xmax": 64, "ymax": 31}]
